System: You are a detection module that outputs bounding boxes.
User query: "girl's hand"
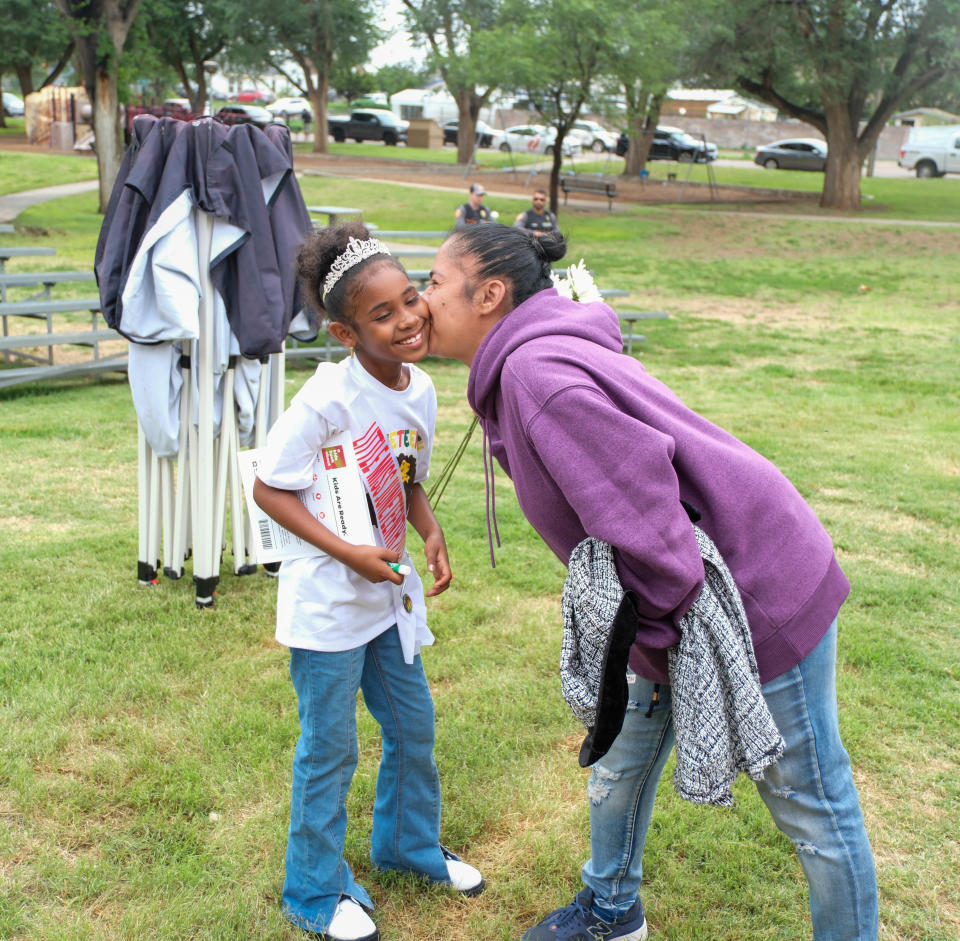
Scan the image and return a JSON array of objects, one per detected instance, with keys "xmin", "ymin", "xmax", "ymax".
[
  {"xmin": 343, "ymin": 544, "xmax": 405, "ymax": 585},
  {"xmin": 423, "ymin": 530, "xmax": 452, "ymax": 596}
]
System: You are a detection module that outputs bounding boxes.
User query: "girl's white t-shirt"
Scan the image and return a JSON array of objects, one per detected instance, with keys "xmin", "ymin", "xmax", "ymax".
[{"xmin": 256, "ymin": 356, "xmax": 437, "ymax": 662}]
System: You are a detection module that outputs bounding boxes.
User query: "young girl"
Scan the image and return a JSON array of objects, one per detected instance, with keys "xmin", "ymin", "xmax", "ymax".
[{"xmin": 253, "ymin": 222, "xmax": 483, "ymax": 941}]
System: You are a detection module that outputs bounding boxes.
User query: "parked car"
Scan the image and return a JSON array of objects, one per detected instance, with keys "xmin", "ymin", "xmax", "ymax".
[
  {"xmin": 650, "ymin": 126, "xmax": 717, "ymax": 162},
  {"xmin": 267, "ymin": 97, "xmax": 312, "ymax": 122},
  {"xmin": 615, "ymin": 126, "xmax": 717, "ymax": 162},
  {"xmin": 215, "ymin": 104, "xmax": 284, "ymax": 129},
  {"xmin": 327, "ymin": 109, "xmax": 408, "ymax": 145},
  {"xmin": 569, "ymin": 120, "xmax": 619, "ymax": 153},
  {"xmin": 754, "ymin": 138, "xmax": 827, "ymax": 171},
  {"xmin": 897, "ymin": 124, "xmax": 960, "ymax": 178},
  {"xmin": 234, "ymin": 88, "xmax": 274, "ymax": 105},
  {"xmin": 3, "ymin": 92, "xmax": 24, "ymax": 117},
  {"xmin": 125, "ymin": 99, "xmax": 198, "ymax": 138},
  {"xmin": 499, "ymin": 124, "xmax": 581, "ymax": 156},
  {"xmin": 441, "ymin": 119, "xmax": 504, "ymax": 149}
]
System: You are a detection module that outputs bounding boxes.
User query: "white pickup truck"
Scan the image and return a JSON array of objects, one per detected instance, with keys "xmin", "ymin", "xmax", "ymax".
[{"xmin": 898, "ymin": 125, "xmax": 960, "ymax": 178}]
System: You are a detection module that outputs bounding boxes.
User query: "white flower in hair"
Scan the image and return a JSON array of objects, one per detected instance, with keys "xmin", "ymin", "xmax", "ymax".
[{"xmin": 551, "ymin": 259, "xmax": 603, "ymax": 304}]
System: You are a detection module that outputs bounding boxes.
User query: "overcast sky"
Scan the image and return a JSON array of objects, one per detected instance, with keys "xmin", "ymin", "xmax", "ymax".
[{"xmin": 368, "ymin": 2, "xmax": 426, "ymax": 69}]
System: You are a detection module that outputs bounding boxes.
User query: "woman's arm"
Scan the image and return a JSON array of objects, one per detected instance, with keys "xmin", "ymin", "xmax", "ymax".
[
  {"xmin": 406, "ymin": 482, "xmax": 452, "ymax": 596},
  {"xmin": 253, "ymin": 477, "xmax": 403, "ymax": 585}
]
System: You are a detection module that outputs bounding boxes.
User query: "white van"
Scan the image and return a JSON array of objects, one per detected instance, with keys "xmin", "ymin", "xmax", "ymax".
[{"xmin": 898, "ymin": 125, "xmax": 960, "ymax": 178}]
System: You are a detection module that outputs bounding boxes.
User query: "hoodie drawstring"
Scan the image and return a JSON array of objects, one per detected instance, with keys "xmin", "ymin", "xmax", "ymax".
[{"xmin": 481, "ymin": 419, "xmax": 501, "ymax": 568}]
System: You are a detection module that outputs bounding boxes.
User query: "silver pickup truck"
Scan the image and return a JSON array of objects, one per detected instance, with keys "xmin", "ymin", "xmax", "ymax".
[{"xmin": 898, "ymin": 125, "xmax": 960, "ymax": 178}]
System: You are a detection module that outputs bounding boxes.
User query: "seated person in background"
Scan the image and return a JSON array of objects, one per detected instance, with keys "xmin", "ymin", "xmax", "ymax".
[
  {"xmin": 455, "ymin": 183, "xmax": 496, "ymax": 227},
  {"xmin": 514, "ymin": 189, "xmax": 557, "ymax": 237}
]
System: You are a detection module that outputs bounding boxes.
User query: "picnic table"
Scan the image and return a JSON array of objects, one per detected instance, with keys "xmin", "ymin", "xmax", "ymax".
[{"xmin": 306, "ymin": 205, "xmax": 363, "ymax": 226}]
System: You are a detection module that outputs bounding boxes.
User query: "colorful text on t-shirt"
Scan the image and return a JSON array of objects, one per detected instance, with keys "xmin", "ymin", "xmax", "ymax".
[{"xmin": 354, "ymin": 421, "xmax": 406, "ymax": 555}]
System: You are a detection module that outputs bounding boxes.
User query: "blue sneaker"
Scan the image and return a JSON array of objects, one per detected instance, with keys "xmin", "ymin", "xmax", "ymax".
[{"xmin": 521, "ymin": 888, "xmax": 647, "ymax": 940}]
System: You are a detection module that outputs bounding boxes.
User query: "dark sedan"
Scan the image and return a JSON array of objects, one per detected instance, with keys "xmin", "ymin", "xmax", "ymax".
[
  {"xmin": 754, "ymin": 138, "xmax": 827, "ymax": 171},
  {"xmin": 215, "ymin": 104, "xmax": 284, "ymax": 129},
  {"xmin": 615, "ymin": 126, "xmax": 717, "ymax": 162},
  {"xmin": 441, "ymin": 119, "xmax": 504, "ymax": 149}
]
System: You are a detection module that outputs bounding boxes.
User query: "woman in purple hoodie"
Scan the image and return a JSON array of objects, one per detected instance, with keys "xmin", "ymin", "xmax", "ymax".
[{"xmin": 423, "ymin": 224, "xmax": 877, "ymax": 941}]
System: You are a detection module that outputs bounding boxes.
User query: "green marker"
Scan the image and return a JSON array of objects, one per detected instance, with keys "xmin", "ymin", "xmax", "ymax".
[{"xmin": 388, "ymin": 562, "xmax": 411, "ymax": 576}]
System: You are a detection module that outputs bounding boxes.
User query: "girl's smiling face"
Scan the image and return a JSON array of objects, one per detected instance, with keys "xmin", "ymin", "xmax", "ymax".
[{"xmin": 332, "ymin": 260, "xmax": 430, "ymax": 388}]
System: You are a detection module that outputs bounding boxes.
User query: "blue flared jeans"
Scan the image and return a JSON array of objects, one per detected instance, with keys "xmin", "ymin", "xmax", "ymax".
[
  {"xmin": 581, "ymin": 620, "xmax": 878, "ymax": 941},
  {"xmin": 282, "ymin": 625, "xmax": 449, "ymax": 934}
]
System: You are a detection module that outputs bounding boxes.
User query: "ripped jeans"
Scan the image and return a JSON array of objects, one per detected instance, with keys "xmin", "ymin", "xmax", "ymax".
[{"xmin": 581, "ymin": 620, "xmax": 878, "ymax": 941}]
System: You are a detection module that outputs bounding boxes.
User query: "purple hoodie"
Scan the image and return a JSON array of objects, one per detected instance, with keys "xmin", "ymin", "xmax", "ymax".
[{"xmin": 467, "ymin": 288, "xmax": 849, "ymax": 684}]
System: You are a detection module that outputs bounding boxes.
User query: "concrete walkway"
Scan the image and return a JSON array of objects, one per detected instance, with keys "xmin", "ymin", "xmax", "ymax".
[{"xmin": 0, "ymin": 179, "xmax": 99, "ymax": 223}]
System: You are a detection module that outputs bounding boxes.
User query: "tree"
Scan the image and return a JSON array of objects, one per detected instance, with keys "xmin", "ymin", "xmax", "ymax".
[
  {"xmin": 0, "ymin": 0, "xmax": 74, "ymax": 102},
  {"xmin": 373, "ymin": 62, "xmax": 431, "ymax": 105},
  {"xmin": 332, "ymin": 65, "xmax": 375, "ymax": 104},
  {"xmin": 601, "ymin": 0, "xmax": 709, "ymax": 176},
  {"xmin": 138, "ymin": 0, "xmax": 232, "ymax": 114},
  {"xmin": 401, "ymin": 0, "xmax": 503, "ymax": 165},
  {"xmin": 54, "ymin": 0, "xmax": 143, "ymax": 212},
  {"xmin": 711, "ymin": 0, "xmax": 960, "ymax": 210},
  {"xmin": 493, "ymin": 0, "xmax": 616, "ymax": 210},
  {"xmin": 227, "ymin": 0, "xmax": 381, "ymax": 154}
]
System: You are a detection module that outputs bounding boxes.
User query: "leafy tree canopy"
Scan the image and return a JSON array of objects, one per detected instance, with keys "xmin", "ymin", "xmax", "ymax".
[
  {"xmin": 0, "ymin": 0, "xmax": 73, "ymax": 95},
  {"xmin": 707, "ymin": 0, "xmax": 960, "ymax": 207}
]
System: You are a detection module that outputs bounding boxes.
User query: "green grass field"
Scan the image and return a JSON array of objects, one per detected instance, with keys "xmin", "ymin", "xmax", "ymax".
[{"xmin": 0, "ymin": 153, "xmax": 958, "ymax": 940}]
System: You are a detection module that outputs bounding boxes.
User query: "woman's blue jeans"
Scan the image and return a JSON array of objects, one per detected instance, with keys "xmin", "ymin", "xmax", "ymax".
[
  {"xmin": 581, "ymin": 620, "xmax": 878, "ymax": 941},
  {"xmin": 282, "ymin": 625, "xmax": 449, "ymax": 934}
]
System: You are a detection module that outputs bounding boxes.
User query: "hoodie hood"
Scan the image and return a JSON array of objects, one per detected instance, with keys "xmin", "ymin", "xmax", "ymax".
[{"xmin": 467, "ymin": 287, "xmax": 623, "ymax": 420}]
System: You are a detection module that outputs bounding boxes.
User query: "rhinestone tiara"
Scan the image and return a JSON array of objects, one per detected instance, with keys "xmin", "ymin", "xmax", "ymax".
[{"xmin": 322, "ymin": 236, "xmax": 391, "ymax": 300}]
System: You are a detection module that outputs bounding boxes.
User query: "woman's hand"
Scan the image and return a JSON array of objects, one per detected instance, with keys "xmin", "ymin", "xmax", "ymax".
[{"xmin": 422, "ymin": 529, "xmax": 452, "ymax": 596}]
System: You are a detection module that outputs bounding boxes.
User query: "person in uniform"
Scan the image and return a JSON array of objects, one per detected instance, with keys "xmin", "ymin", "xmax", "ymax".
[
  {"xmin": 513, "ymin": 189, "xmax": 557, "ymax": 237},
  {"xmin": 454, "ymin": 183, "xmax": 495, "ymax": 227}
]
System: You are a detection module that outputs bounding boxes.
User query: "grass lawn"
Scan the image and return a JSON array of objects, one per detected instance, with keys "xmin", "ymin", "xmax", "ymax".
[
  {"xmin": 0, "ymin": 150, "xmax": 98, "ymax": 196},
  {"xmin": 293, "ymin": 139, "xmax": 544, "ymax": 171},
  {"xmin": 0, "ymin": 156, "xmax": 958, "ymax": 940}
]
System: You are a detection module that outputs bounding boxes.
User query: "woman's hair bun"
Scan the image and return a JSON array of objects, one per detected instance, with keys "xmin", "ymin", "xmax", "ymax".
[{"xmin": 535, "ymin": 230, "xmax": 567, "ymax": 264}]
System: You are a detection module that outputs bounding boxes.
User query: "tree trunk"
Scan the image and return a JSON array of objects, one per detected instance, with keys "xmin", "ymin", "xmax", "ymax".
[
  {"xmin": 56, "ymin": 0, "xmax": 141, "ymax": 212},
  {"xmin": 455, "ymin": 86, "xmax": 481, "ymax": 166},
  {"xmin": 15, "ymin": 64, "xmax": 36, "ymax": 97},
  {"xmin": 92, "ymin": 68, "xmax": 123, "ymax": 213},
  {"xmin": 194, "ymin": 72, "xmax": 209, "ymax": 117},
  {"xmin": 311, "ymin": 76, "xmax": 329, "ymax": 155},
  {"xmin": 820, "ymin": 151, "xmax": 863, "ymax": 210},
  {"xmin": 622, "ymin": 94, "xmax": 660, "ymax": 177},
  {"xmin": 548, "ymin": 145, "xmax": 563, "ymax": 214},
  {"xmin": 820, "ymin": 103, "xmax": 863, "ymax": 210}
]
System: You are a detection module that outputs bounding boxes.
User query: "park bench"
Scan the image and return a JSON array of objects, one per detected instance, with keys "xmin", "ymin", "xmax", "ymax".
[
  {"xmin": 0, "ymin": 295, "xmax": 103, "ymax": 365},
  {"xmin": 285, "ymin": 329, "xmax": 348, "ymax": 363},
  {"xmin": 369, "ymin": 230, "xmax": 447, "ymax": 240},
  {"xmin": 0, "ymin": 268, "xmax": 96, "ymax": 302},
  {"xmin": 306, "ymin": 205, "xmax": 363, "ymax": 226},
  {"xmin": 380, "ymin": 246, "xmax": 436, "ymax": 258},
  {"xmin": 619, "ymin": 311, "xmax": 670, "ymax": 353},
  {"xmin": 0, "ymin": 245, "xmax": 57, "ymax": 272},
  {"xmin": 0, "ymin": 351, "xmax": 127, "ymax": 391},
  {"xmin": 559, "ymin": 176, "xmax": 618, "ymax": 210}
]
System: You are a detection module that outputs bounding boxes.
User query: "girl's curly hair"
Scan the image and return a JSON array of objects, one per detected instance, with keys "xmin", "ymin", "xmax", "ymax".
[{"xmin": 296, "ymin": 220, "xmax": 405, "ymax": 325}]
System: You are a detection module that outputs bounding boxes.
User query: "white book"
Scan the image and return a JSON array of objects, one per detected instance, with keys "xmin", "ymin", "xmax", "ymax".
[{"xmin": 238, "ymin": 430, "xmax": 376, "ymax": 564}]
